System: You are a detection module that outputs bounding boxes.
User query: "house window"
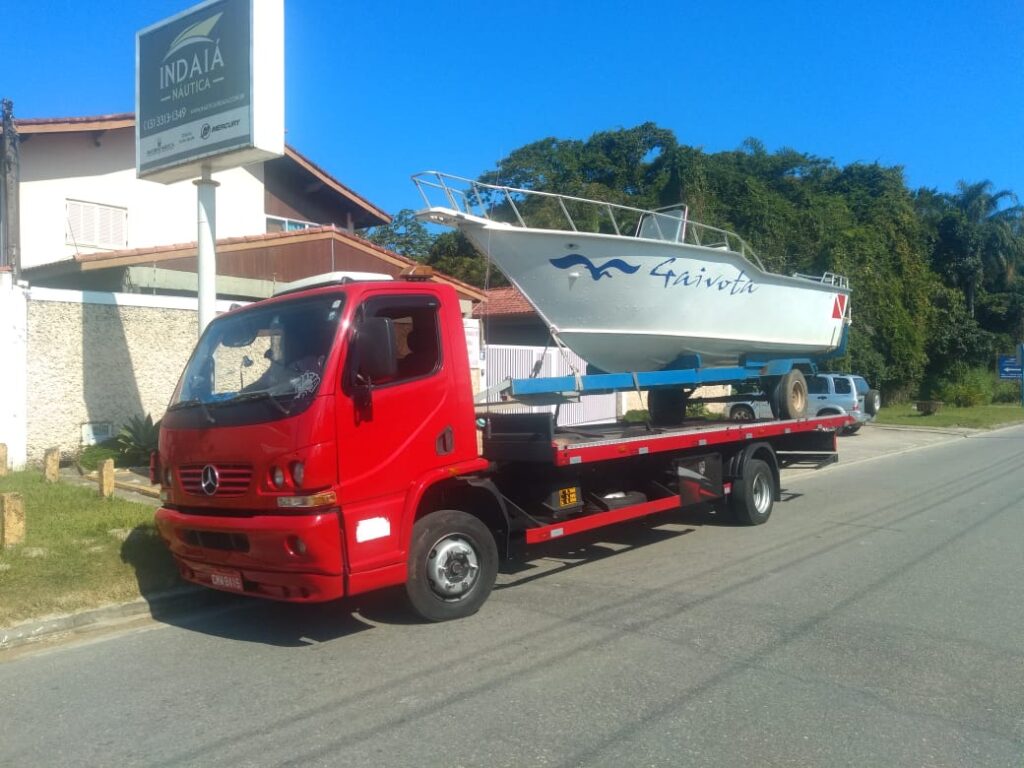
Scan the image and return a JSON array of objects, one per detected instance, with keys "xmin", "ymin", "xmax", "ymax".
[
  {"xmin": 65, "ymin": 200, "xmax": 128, "ymax": 249},
  {"xmin": 266, "ymin": 215, "xmax": 318, "ymax": 233}
]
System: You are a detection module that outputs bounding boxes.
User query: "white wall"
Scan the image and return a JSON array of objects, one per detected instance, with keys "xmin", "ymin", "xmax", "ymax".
[
  {"xmin": 0, "ymin": 273, "xmax": 28, "ymax": 469},
  {"xmin": 19, "ymin": 128, "xmax": 267, "ymax": 270}
]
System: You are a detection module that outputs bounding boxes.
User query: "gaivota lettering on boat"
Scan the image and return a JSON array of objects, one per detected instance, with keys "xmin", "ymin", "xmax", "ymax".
[
  {"xmin": 549, "ymin": 253, "xmax": 758, "ymax": 295},
  {"xmin": 648, "ymin": 259, "xmax": 758, "ymax": 294}
]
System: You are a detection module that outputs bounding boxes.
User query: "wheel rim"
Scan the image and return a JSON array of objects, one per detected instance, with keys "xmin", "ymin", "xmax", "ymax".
[
  {"xmin": 788, "ymin": 381, "xmax": 807, "ymax": 415},
  {"xmin": 751, "ymin": 472, "xmax": 772, "ymax": 515},
  {"xmin": 426, "ymin": 535, "xmax": 480, "ymax": 600},
  {"xmin": 733, "ymin": 406, "xmax": 754, "ymax": 422}
]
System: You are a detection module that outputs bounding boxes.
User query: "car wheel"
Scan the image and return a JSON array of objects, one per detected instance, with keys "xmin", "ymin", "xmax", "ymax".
[{"xmin": 730, "ymin": 404, "xmax": 756, "ymax": 422}]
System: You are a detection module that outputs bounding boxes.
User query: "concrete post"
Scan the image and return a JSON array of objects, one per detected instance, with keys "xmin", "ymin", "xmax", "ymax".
[
  {"xmin": 0, "ymin": 443, "xmax": 7, "ymax": 477},
  {"xmin": 194, "ymin": 167, "xmax": 220, "ymax": 337},
  {"xmin": 1, "ymin": 492, "xmax": 25, "ymax": 548},
  {"xmin": 99, "ymin": 459, "xmax": 115, "ymax": 499},
  {"xmin": 43, "ymin": 447, "xmax": 60, "ymax": 483}
]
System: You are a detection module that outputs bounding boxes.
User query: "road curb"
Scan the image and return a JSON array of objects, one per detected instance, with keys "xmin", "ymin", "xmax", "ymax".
[{"xmin": 0, "ymin": 586, "xmax": 233, "ymax": 652}]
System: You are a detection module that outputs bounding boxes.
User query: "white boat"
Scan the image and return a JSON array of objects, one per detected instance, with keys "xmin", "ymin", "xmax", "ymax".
[{"xmin": 413, "ymin": 171, "xmax": 850, "ymax": 374}]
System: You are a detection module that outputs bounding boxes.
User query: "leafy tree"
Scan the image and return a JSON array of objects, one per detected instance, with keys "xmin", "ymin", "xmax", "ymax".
[
  {"xmin": 929, "ymin": 181, "xmax": 1024, "ymax": 316},
  {"xmin": 362, "ymin": 209, "xmax": 434, "ymax": 262},
  {"xmin": 424, "ymin": 231, "xmax": 507, "ymax": 289}
]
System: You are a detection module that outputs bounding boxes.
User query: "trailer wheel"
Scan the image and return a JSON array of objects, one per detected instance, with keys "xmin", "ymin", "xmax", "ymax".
[
  {"xmin": 730, "ymin": 458, "xmax": 774, "ymax": 525},
  {"xmin": 406, "ymin": 509, "xmax": 498, "ymax": 622},
  {"xmin": 648, "ymin": 388, "xmax": 688, "ymax": 426},
  {"xmin": 771, "ymin": 369, "xmax": 807, "ymax": 420}
]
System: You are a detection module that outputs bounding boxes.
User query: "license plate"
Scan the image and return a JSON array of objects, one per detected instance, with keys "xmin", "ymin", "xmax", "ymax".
[{"xmin": 209, "ymin": 569, "xmax": 243, "ymax": 591}]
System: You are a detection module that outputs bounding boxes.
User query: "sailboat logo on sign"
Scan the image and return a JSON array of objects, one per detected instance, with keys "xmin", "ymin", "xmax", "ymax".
[{"xmin": 832, "ymin": 294, "xmax": 848, "ymax": 319}]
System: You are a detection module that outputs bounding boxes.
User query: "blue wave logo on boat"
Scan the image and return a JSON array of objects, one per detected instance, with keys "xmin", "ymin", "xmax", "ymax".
[{"xmin": 549, "ymin": 254, "xmax": 641, "ymax": 281}]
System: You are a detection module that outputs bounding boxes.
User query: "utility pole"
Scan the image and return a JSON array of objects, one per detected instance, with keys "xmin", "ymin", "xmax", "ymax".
[{"xmin": 1, "ymin": 99, "xmax": 20, "ymax": 280}]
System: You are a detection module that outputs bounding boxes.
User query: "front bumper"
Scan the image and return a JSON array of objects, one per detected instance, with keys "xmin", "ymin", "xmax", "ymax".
[{"xmin": 155, "ymin": 506, "xmax": 346, "ymax": 602}]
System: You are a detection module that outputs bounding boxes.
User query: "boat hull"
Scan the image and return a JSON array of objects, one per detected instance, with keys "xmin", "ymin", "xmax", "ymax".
[{"xmin": 463, "ymin": 222, "xmax": 850, "ymax": 373}]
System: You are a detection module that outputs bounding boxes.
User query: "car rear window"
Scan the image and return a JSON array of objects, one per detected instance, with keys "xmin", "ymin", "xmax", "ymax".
[{"xmin": 852, "ymin": 376, "xmax": 869, "ymax": 394}]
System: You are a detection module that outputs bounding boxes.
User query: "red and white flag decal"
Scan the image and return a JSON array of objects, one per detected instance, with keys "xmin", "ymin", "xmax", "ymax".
[{"xmin": 832, "ymin": 294, "xmax": 848, "ymax": 319}]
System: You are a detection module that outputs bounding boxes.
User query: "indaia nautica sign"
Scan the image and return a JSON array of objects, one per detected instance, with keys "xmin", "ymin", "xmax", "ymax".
[{"xmin": 136, "ymin": 0, "xmax": 283, "ymax": 183}]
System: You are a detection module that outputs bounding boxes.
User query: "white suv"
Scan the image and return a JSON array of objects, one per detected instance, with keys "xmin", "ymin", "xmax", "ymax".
[{"xmin": 729, "ymin": 373, "xmax": 880, "ymax": 434}]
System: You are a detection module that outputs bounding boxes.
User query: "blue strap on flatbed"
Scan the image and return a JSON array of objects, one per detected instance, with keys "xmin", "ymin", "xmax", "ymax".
[{"xmin": 506, "ymin": 358, "xmax": 805, "ymax": 398}]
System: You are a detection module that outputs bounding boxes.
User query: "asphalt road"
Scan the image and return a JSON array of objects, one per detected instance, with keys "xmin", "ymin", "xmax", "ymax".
[{"xmin": 2, "ymin": 425, "xmax": 1023, "ymax": 767}]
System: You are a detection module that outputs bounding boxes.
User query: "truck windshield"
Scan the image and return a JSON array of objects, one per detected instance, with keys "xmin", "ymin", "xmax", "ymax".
[{"xmin": 170, "ymin": 294, "xmax": 343, "ymax": 411}]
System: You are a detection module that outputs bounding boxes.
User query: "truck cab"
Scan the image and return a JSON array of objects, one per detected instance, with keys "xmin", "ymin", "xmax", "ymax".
[{"xmin": 155, "ymin": 273, "xmax": 485, "ymax": 605}]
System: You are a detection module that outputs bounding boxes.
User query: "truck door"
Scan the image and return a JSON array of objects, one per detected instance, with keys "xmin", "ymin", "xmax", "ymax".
[{"xmin": 335, "ymin": 293, "xmax": 466, "ymax": 577}]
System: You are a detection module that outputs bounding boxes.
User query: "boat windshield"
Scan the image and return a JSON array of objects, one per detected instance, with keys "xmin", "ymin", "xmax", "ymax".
[
  {"xmin": 637, "ymin": 207, "xmax": 686, "ymax": 243},
  {"xmin": 170, "ymin": 294, "xmax": 344, "ymax": 410}
]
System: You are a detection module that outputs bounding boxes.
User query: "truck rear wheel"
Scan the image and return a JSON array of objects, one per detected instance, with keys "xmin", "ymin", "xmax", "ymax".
[
  {"xmin": 406, "ymin": 509, "xmax": 498, "ymax": 622},
  {"xmin": 729, "ymin": 458, "xmax": 774, "ymax": 525}
]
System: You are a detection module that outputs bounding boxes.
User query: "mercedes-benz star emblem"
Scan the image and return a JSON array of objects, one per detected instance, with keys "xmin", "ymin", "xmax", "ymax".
[{"xmin": 200, "ymin": 464, "xmax": 220, "ymax": 496}]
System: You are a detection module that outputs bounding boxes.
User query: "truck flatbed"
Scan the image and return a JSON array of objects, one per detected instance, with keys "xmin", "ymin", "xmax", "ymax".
[{"xmin": 484, "ymin": 412, "xmax": 849, "ymax": 466}]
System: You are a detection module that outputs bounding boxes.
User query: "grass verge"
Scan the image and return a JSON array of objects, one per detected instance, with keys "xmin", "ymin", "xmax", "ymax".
[
  {"xmin": 874, "ymin": 403, "xmax": 1024, "ymax": 430},
  {"xmin": 0, "ymin": 471, "xmax": 180, "ymax": 627}
]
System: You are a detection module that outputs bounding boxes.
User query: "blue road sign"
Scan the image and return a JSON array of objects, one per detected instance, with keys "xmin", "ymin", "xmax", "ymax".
[{"xmin": 999, "ymin": 354, "xmax": 1022, "ymax": 380}]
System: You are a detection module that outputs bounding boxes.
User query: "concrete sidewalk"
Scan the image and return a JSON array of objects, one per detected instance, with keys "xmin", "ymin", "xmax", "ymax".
[{"xmin": 0, "ymin": 586, "xmax": 237, "ymax": 653}]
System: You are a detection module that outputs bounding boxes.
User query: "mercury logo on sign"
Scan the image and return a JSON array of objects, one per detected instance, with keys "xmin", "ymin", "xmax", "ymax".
[{"xmin": 159, "ymin": 12, "xmax": 225, "ymax": 101}]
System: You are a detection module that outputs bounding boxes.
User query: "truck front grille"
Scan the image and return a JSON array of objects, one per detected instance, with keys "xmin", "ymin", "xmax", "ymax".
[
  {"xmin": 178, "ymin": 464, "xmax": 253, "ymax": 497},
  {"xmin": 182, "ymin": 529, "xmax": 250, "ymax": 552}
]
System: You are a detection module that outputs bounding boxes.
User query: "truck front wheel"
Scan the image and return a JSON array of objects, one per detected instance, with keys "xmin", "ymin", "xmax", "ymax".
[
  {"xmin": 729, "ymin": 458, "xmax": 775, "ymax": 525},
  {"xmin": 406, "ymin": 509, "xmax": 498, "ymax": 622}
]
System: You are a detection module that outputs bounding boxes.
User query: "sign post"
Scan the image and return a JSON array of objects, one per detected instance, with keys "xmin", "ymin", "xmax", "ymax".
[
  {"xmin": 1019, "ymin": 344, "xmax": 1024, "ymax": 408},
  {"xmin": 136, "ymin": 0, "xmax": 283, "ymax": 336}
]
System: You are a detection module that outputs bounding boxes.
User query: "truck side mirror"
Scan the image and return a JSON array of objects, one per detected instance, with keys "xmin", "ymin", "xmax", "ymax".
[{"xmin": 355, "ymin": 316, "xmax": 398, "ymax": 384}]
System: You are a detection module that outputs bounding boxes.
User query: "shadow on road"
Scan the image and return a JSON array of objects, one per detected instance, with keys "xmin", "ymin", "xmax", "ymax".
[
  {"xmin": 118, "ymin": 524, "xmax": 411, "ymax": 646},
  {"xmin": 116, "ymin": 501, "xmax": 757, "ymax": 645}
]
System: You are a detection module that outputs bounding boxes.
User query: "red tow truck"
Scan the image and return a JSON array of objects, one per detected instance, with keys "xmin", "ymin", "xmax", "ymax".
[{"xmin": 154, "ymin": 271, "xmax": 850, "ymax": 621}]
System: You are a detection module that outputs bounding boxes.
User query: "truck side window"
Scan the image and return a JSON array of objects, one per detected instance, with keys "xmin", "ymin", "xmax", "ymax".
[
  {"xmin": 358, "ymin": 296, "xmax": 441, "ymax": 385},
  {"xmin": 834, "ymin": 378, "xmax": 852, "ymax": 394}
]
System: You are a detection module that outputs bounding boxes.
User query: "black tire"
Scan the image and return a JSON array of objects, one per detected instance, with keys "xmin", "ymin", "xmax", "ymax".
[
  {"xmin": 648, "ymin": 388, "xmax": 688, "ymax": 427},
  {"xmin": 841, "ymin": 424, "xmax": 861, "ymax": 436},
  {"xmin": 406, "ymin": 509, "xmax": 498, "ymax": 622},
  {"xmin": 864, "ymin": 389, "xmax": 881, "ymax": 416},
  {"xmin": 730, "ymin": 404, "xmax": 756, "ymax": 422},
  {"xmin": 771, "ymin": 369, "xmax": 807, "ymax": 420},
  {"xmin": 729, "ymin": 458, "xmax": 775, "ymax": 525}
]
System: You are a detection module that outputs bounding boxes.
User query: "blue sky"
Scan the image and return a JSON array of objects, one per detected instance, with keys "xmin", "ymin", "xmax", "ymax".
[{"xmin": 5, "ymin": 0, "xmax": 1022, "ymax": 219}]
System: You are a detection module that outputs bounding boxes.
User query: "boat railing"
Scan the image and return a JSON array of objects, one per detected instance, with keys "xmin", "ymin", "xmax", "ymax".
[
  {"xmin": 792, "ymin": 272, "xmax": 849, "ymax": 289},
  {"xmin": 413, "ymin": 171, "xmax": 766, "ymax": 271}
]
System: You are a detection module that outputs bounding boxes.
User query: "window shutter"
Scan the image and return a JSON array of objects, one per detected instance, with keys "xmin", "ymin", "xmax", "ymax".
[{"xmin": 65, "ymin": 200, "xmax": 128, "ymax": 249}]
